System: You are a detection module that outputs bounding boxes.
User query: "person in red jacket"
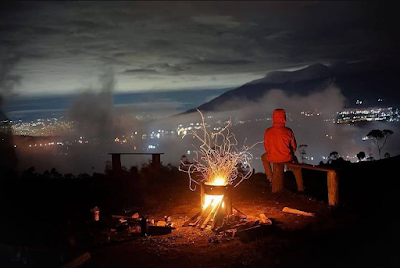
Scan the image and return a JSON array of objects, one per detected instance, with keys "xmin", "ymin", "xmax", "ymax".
[{"xmin": 261, "ymin": 109, "xmax": 304, "ymax": 191}]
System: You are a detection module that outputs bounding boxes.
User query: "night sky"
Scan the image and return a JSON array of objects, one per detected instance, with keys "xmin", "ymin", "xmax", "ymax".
[{"xmin": 1, "ymin": 1, "xmax": 398, "ymax": 98}]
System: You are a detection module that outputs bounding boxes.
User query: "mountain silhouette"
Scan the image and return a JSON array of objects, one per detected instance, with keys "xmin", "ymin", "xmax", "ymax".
[{"xmin": 184, "ymin": 57, "xmax": 400, "ymax": 114}]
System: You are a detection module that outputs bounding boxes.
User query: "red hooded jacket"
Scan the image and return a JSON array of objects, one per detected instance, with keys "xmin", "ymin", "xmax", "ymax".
[{"xmin": 264, "ymin": 109, "xmax": 297, "ymax": 163}]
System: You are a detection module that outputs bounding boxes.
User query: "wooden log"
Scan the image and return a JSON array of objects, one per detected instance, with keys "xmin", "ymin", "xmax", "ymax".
[
  {"xmin": 189, "ymin": 210, "xmax": 207, "ymax": 227},
  {"xmin": 210, "ymin": 199, "xmax": 223, "ymax": 229},
  {"xmin": 327, "ymin": 170, "xmax": 339, "ymax": 207},
  {"xmin": 272, "ymin": 163, "xmax": 285, "ymax": 193},
  {"xmin": 193, "ymin": 202, "xmax": 214, "ymax": 227},
  {"xmin": 189, "ymin": 210, "xmax": 206, "ymax": 227},
  {"xmin": 212, "ymin": 209, "xmax": 225, "ymax": 231},
  {"xmin": 182, "ymin": 211, "xmax": 201, "ymax": 227},
  {"xmin": 156, "ymin": 221, "xmax": 167, "ymax": 226},
  {"xmin": 259, "ymin": 213, "xmax": 272, "ymax": 225},
  {"xmin": 201, "ymin": 200, "xmax": 222, "ymax": 230},
  {"xmin": 282, "ymin": 207, "xmax": 315, "ymax": 217}
]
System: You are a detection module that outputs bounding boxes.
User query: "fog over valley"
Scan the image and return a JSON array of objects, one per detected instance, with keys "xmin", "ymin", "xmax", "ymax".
[{"xmin": 8, "ymin": 79, "xmax": 400, "ymax": 175}]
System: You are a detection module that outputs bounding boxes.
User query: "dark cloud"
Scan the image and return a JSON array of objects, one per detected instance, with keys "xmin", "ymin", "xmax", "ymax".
[
  {"xmin": 0, "ymin": 1, "xmax": 398, "ymax": 94},
  {"xmin": 193, "ymin": 59, "xmax": 254, "ymax": 66},
  {"xmin": 153, "ymin": 63, "xmax": 189, "ymax": 74},
  {"xmin": 122, "ymin": 69, "xmax": 160, "ymax": 75}
]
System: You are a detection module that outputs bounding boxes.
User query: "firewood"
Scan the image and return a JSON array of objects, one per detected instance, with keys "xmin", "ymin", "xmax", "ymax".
[
  {"xmin": 259, "ymin": 213, "xmax": 272, "ymax": 225},
  {"xmin": 212, "ymin": 210, "xmax": 225, "ymax": 230},
  {"xmin": 112, "ymin": 215, "xmax": 140, "ymax": 221},
  {"xmin": 156, "ymin": 221, "xmax": 167, "ymax": 226},
  {"xmin": 210, "ymin": 201, "xmax": 224, "ymax": 229},
  {"xmin": 214, "ymin": 219, "xmax": 229, "ymax": 233},
  {"xmin": 232, "ymin": 222, "xmax": 253, "ymax": 231},
  {"xmin": 183, "ymin": 211, "xmax": 201, "ymax": 227},
  {"xmin": 282, "ymin": 207, "xmax": 315, "ymax": 217},
  {"xmin": 201, "ymin": 200, "xmax": 222, "ymax": 230},
  {"xmin": 193, "ymin": 202, "xmax": 214, "ymax": 227}
]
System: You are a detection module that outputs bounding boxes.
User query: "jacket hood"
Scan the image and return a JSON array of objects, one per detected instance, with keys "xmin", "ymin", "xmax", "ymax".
[{"xmin": 273, "ymin": 109, "xmax": 286, "ymax": 124}]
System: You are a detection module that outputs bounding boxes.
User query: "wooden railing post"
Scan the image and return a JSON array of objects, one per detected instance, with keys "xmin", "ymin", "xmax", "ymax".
[
  {"xmin": 327, "ymin": 171, "xmax": 339, "ymax": 207},
  {"xmin": 111, "ymin": 153, "xmax": 122, "ymax": 172},
  {"xmin": 272, "ymin": 163, "xmax": 285, "ymax": 193},
  {"xmin": 289, "ymin": 165, "xmax": 304, "ymax": 192},
  {"xmin": 151, "ymin": 153, "xmax": 161, "ymax": 167}
]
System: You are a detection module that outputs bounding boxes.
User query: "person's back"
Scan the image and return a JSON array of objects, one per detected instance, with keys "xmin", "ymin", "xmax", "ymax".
[
  {"xmin": 261, "ymin": 109, "xmax": 303, "ymax": 192},
  {"xmin": 264, "ymin": 109, "xmax": 297, "ymax": 163}
]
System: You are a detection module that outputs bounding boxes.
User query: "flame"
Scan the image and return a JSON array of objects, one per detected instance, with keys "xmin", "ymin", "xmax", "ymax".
[
  {"xmin": 205, "ymin": 176, "xmax": 227, "ymax": 186},
  {"xmin": 203, "ymin": 194, "xmax": 224, "ymax": 210}
]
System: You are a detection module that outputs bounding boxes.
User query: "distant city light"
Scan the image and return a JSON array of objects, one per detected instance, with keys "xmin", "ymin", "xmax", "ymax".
[{"xmin": 336, "ymin": 107, "xmax": 398, "ymax": 124}]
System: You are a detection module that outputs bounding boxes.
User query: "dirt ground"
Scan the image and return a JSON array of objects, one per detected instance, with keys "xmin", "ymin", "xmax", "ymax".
[
  {"xmin": 3, "ymin": 161, "xmax": 400, "ymax": 268},
  {"xmin": 81, "ymin": 178, "xmax": 350, "ymax": 268}
]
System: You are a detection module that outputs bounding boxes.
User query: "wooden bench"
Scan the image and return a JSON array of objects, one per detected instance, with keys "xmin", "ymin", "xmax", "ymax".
[
  {"xmin": 108, "ymin": 153, "xmax": 164, "ymax": 172},
  {"xmin": 271, "ymin": 162, "xmax": 340, "ymax": 207}
]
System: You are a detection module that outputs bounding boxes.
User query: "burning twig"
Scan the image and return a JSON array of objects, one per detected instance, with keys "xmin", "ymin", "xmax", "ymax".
[{"xmin": 179, "ymin": 109, "xmax": 259, "ymax": 190}]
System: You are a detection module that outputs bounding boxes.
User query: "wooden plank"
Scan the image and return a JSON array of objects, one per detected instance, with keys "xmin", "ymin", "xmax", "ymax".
[
  {"xmin": 285, "ymin": 162, "xmax": 341, "ymax": 172},
  {"xmin": 282, "ymin": 207, "xmax": 315, "ymax": 217}
]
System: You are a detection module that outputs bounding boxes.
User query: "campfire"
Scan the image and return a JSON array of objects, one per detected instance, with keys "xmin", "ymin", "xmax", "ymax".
[{"xmin": 180, "ymin": 110, "xmax": 257, "ymax": 231}]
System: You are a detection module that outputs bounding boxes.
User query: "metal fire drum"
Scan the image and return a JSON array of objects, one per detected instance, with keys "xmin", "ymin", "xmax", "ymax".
[{"xmin": 200, "ymin": 183, "xmax": 233, "ymax": 216}]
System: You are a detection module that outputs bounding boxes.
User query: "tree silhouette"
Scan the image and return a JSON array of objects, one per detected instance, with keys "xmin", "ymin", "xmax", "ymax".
[
  {"xmin": 325, "ymin": 151, "xmax": 351, "ymax": 167},
  {"xmin": 356, "ymin": 151, "xmax": 366, "ymax": 162},
  {"xmin": 328, "ymin": 151, "xmax": 339, "ymax": 164},
  {"xmin": 366, "ymin": 129, "xmax": 393, "ymax": 159}
]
